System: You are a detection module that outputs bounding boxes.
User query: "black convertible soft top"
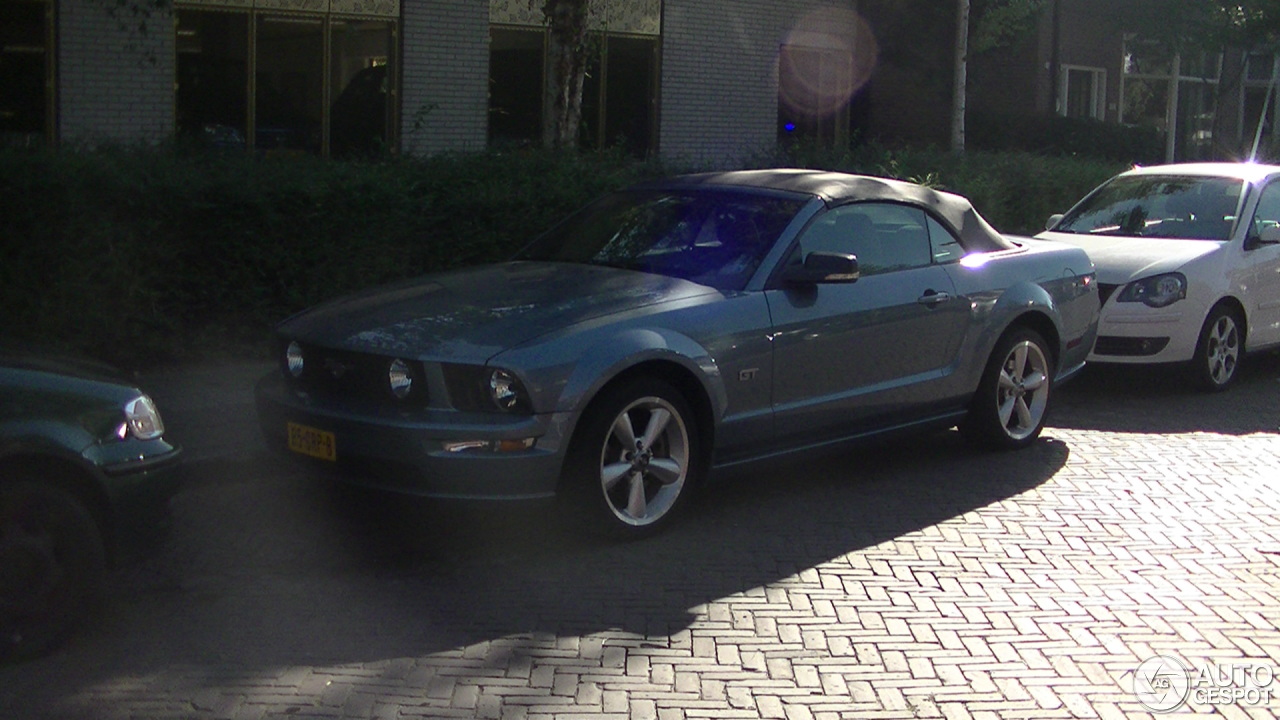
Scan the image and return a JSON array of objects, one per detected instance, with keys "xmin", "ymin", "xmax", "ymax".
[{"xmin": 646, "ymin": 169, "xmax": 1016, "ymax": 253}]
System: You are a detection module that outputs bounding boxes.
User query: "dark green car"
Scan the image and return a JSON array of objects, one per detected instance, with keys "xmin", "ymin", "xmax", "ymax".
[{"xmin": 0, "ymin": 345, "xmax": 182, "ymax": 661}]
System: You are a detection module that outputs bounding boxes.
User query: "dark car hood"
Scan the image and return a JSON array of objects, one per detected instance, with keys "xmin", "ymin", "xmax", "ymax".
[
  {"xmin": 0, "ymin": 340, "xmax": 131, "ymax": 387},
  {"xmin": 279, "ymin": 262, "xmax": 721, "ymax": 361}
]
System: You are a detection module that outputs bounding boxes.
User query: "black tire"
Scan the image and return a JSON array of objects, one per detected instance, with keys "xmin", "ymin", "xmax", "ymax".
[
  {"xmin": 0, "ymin": 478, "xmax": 107, "ymax": 663},
  {"xmin": 961, "ymin": 327, "xmax": 1053, "ymax": 450},
  {"xmin": 1191, "ymin": 305, "xmax": 1243, "ymax": 392},
  {"xmin": 559, "ymin": 378, "xmax": 701, "ymax": 539}
]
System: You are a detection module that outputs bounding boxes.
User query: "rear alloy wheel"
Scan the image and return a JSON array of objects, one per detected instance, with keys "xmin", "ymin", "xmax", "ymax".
[
  {"xmin": 1193, "ymin": 306, "xmax": 1242, "ymax": 392},
  {"xmin": 0, "ymin": 479, "xmax": 107, "ymax": 663},
  {"xmin": 563, "ymin": 379, "xmax": 700, "ymax": 539},
  {"xmin": 961, "ymin": 328, "xmax": 1052, "ymax": 450}
]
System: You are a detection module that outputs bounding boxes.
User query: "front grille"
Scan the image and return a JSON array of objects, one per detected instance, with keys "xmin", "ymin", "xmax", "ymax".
[
  {"xmin": 281, "ymin": 341, "xmax": 428, "ymax": 407},
  {"xmin": 1097, "ymin": 283, "xmax": 1120, "ymax": 307},
  {"xmin": 1093, "ymin": 335, "xmax": 1170, "ymax": 357},
  {"xmin": 441, "ymin": 364, "xmax": 492, "ymax": 412}
]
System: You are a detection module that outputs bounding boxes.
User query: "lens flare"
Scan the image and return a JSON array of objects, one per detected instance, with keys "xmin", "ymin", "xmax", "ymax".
[{"xmin": 779, "ymin": 7, "xmax": 879, "ymax": 120}]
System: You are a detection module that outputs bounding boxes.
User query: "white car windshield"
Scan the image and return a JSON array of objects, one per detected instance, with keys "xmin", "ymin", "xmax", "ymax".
[{"xmin": 1053, "ymin": 175, "xmax": 1245, "ymax": 241}]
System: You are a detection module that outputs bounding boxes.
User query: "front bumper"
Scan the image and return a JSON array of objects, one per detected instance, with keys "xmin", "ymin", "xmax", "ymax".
[
  {"xmin": 82, "ymin": 439, "xmax": 184, "ymax": 555},
  {"xmin": 1087, "ymin": 302, "xmax": 1203, "ymax": 364},
  {"xmin": 254, "ymin": 372, "xmax": 573, "ymax": 501}
]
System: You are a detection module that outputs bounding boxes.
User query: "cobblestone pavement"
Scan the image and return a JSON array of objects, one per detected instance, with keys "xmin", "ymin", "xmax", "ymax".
[{"xmin": 3, "ymin": 356, "xmax": 1280, "ymax": 720}]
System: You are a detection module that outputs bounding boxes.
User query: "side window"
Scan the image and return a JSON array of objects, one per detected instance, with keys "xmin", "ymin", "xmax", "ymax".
[
  {"xmin": 1250, "ymin": 182, "xmax": 1280, "ymax": 240},
  {"xmin": 794, "ymin": 203, "xmax": 934, "ymax": 276},
  {"xmin": 927, "ymin": 216, "xmax": 964, "ymax": 263}
]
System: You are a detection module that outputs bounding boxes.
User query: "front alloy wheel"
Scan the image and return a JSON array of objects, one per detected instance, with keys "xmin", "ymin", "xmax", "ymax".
[
  {"xmin": 1194, "ymin": 307, "xmax": 1241, "ymax": 391},
  {"xmin": 962, "ymin": 328, "xmax": 1052, "ymax": 450},
  {"xmin": 563, "ymin": 379, "xmax": 700, "ymax": 538}
]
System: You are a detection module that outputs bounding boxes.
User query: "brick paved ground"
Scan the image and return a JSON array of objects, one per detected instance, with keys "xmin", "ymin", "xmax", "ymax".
[{"xmin": 2, "ymin": 357, "xmax": 1279, "ymax": 719}]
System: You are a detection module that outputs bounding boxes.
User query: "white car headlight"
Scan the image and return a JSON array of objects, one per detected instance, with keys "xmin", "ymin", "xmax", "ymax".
[
  {"xmin": 121, "ymin": 395, "xmax": 165, "ymax": 440},
  {"xmin": 1116, "ymin": 272, "xmax": 1187, "ymax": 308}
]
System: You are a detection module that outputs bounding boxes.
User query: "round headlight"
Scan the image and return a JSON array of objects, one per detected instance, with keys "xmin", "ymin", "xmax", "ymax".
[
  {"xmin": 388, "ymin": 358, "xmax": 414, "ymax": 399},
  {"xmin": 489, "ymin": 369, "xmax": 522, "ymax": 411},
  {"xmin": 286, "ymin": 341, "xmax": 305, "ymax": 377}
]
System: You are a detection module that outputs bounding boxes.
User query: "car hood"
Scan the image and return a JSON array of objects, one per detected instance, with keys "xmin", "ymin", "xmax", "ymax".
[
  {"xmin": 0, "ymin": 340, "xmax": 131, "ymax": 387},
  {"xmin": 279, "ymin": 262, "xmax": 721, "ymax": 361},
  {"xmin": 1037, "ymin": 231, "xmax": 1221, "ymax": 284}
]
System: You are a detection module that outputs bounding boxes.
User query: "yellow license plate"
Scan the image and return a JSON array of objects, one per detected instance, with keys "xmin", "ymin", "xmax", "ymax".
[{"xmin": 287, "ymin": 422, "xmax": 336, "ymax": 462}]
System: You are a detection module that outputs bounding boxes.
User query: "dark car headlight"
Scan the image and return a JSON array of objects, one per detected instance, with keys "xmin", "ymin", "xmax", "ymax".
[
  {"xmin": 1116, "ymin": 272, "xmax": 1187, "ymax": 308},
  {"xmin": 442, "ymin": 364, "xmax": 533, "ymax": 413},
  {"xmin": 388, "ymin": 358, "xmax": 415, "ymax": 400},
  {"xmin": 489, "ymin": 369, "xmax": 529, "ymax": 412},
  {"xmin": 285, "ymin": 341, "xmax": 305, "ymax": 377}
]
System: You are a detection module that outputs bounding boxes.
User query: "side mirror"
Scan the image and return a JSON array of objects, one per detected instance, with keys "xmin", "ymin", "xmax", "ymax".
[
  {"xmin": 1246, "ymin": 224, "xmax": 1280, "ymax": 250},
  {"xmin": 782, "ymin": 251, "xmax": 860, "ymax": 285},
  {"xmin": 1046, "ymin": 214, "xmax": 1065, "ymax": 231}
]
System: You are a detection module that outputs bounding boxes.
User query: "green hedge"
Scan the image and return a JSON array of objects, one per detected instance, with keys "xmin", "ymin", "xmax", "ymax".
[
  {"xmin": 969, "ymin": 112, "xmax": 1165, "ymax": 165},
  {"xmin": 0, "ymin": 145, "xmax": 1121, "ymax": 369}
]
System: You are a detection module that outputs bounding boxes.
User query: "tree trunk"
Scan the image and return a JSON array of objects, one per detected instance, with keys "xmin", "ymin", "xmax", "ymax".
[
  {"xmin": 951, "ymin": 0, "xmax": 970, "ymax": 153},
  {"xmin": 542, "ymin": 0, "xmax": 590, "ymax": 150}
]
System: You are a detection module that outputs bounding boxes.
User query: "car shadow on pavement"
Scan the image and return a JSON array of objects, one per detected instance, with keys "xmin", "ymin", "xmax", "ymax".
[
  {"xmin": 0, "ymin": 428, "xmax": 1067, "ymax": 712},
  {"xmin": 1050, "ymin": 350, "xmax": 1280, "ymax": 436}
]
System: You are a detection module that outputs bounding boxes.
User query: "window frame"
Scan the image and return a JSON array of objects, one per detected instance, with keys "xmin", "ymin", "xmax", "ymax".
[{"xmin": 1061, "ymin": 65, "xmax": 1107, "ymax": 121}]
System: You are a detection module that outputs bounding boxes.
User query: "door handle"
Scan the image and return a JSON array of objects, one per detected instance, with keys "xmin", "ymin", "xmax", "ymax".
[{"xmin": 917, "ymin": 290, "xmax": 952, "ymax": 307}]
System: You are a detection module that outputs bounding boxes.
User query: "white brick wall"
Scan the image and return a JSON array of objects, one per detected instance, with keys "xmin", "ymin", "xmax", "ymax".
[
  {"xmin": 58, "ymin": 0, "xmax": 174, "ymax": 145},
  {"xmin": 658, "ymin": 0, "xmax": 845, "ymax": 165},
  {"xmin": 400, "ymin": 0, "xmax": 489, "ymax": 155}
]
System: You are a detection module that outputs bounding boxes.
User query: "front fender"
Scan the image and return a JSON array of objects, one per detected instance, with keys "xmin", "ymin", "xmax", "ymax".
[{"xmin": 552, "ymin": 327, "xmax": 727, "ymax": 418}]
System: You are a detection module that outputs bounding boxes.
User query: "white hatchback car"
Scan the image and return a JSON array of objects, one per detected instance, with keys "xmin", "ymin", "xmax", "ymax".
[{"xmin": 1039, "ymin": 162, "xmax": 1280, "ymax": 390}]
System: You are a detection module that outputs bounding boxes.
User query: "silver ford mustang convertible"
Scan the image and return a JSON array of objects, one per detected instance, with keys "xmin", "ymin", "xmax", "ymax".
[{"xmin": 256, "ymin": 169, "xmax": 1099, "ymax": 537}]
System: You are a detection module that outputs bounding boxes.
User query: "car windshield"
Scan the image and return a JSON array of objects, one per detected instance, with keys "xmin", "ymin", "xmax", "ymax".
[
  {"xmin": 517, "ymin": 189, "xmax": 807, "ymax": 291},
  {"xmin": 1054, "ymin": 175, "xmax": 1245, "ymax": 241}
]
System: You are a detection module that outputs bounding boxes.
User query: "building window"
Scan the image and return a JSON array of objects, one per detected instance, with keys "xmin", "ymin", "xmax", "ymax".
[
  {"xmin": 1248, "ymin": 52, "xmax": 1276, "ymax": 83},
  {"xmin": 489, "ymin": 27, "xmax": 544, "ymax": 146},
  {"xmin": 581, "ymin": 34, "xmax": 658, "ymax": 154},
  {"xmin": 255, "ymin": 16, "xmax": 323, "ymax": 154},
  {"xmin": 329, "ymin": 20, "xmax": 395, "ymax": 156},
  {"xmin": 488, "ymin": 0, "xmax": 661, "ymax": 155},
  {"xmin": 1121, "ymin": 35, "xmax": 1223, "ymax": 161},
  {"xmin": 778, "ymin": 45, "xmax": 854, "ymax": 147},
  {"xmin": 0, "ymin": 0, "xmax": 53, "ymax": 147},
  {"xmin": 176, "ymin": 4, "xmax": 397, "ymax": 157},
  {"xmin": 1062, "ymin": 66, "xmax": 1106, "ymax": 120},
  {"xmin": 177, "ymin": 11, "xmax": 249, "ymax": 149}
]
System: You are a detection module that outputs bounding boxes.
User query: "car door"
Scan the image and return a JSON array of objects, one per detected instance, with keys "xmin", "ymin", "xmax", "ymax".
[
  {"xmin": 1240, "ymin": 180, "xmax": 1280, "ymax": 348},
  {"xmin": 764, "ymin": 202, "xmax": 969, "ymax": 446}
]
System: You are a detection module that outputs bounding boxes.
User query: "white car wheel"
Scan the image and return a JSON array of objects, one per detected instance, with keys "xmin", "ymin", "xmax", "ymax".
[{"xmin": 1193, "ymin": 306, "xmax": 1242, "ymax": 392}]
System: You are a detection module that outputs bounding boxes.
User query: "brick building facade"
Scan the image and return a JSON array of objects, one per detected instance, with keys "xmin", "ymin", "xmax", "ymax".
[{"xmin": 4, "ymin": 0, "xmax": 1271, "ymax": 162}]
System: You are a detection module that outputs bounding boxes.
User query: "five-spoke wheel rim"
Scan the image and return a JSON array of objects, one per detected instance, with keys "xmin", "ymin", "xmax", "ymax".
[
  {"xmin": 1204, "ymin": 314, "xmax": 1240, "ymax": 387},
  {"xmin": 598, "ymin": 396, "xmax": 690, "ymax": 527},
  {"xmin": 996, "ymin": 340, "xmax": 1050, "ymax": 441}
]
